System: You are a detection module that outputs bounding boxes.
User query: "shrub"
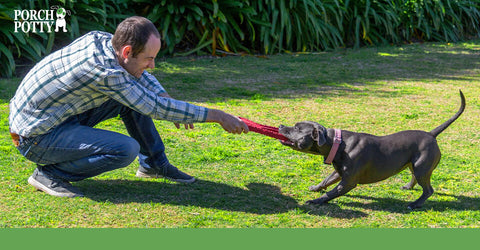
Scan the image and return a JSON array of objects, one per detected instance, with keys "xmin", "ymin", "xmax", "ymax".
[
  {"xmin": 0, "ymin": 0, "xmax": 51, "ymax": 77},
  {"xmin": 339, "ymin": 0, "xmax": 480, "ymax": 48},
  {"xmin": 0, "ymin": 0, "xmax": 134, "ymax": 78},
  {"xmin": 134, "ymin": 0, "xmax": 256, "ymax": 56},
  {"xmin": 1, "ymin": 0, "xmax": 480, "ymax": 77},
  {"xmin": 250, "ymin": 0, "xmax": 343, "ymax": 54},
  {"xmin": 398, "ymin": 0, "xmax": 480, "ymax": 42}
]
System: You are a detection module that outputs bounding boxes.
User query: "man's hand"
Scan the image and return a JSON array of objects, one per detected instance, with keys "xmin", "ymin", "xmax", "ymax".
[
  {"xmin": 160, "ymin": 92, "xmax": 195, "ymax": 130},
  {"xmin": 174, "ymin": 123, "xmax": 195, "ymax": 130},
  {"xmin": 206, "ymin": 109, "xmax": 249, "ymax": 134}
]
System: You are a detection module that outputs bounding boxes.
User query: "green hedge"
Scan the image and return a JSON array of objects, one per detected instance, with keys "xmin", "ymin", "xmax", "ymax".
[
  {"xmin": 2, "ymin": 0, "xmax": 480, "ymax": 77},
  {"xmin": 0, "ymin": 0, "xmax": 134, "ymax": 78}
]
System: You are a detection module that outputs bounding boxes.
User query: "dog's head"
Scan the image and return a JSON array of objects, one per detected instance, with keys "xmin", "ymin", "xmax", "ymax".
[
  {"xmin": 278, "ymin": 121, "xmax": 327, "ymax": 155},
  {"xmin": 56, "ymin": 8, "xmax": 66, "ymax": 19}
]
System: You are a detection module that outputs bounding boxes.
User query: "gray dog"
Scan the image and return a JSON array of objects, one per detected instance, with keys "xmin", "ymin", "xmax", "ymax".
[{"xmin": 278, "ymin": 90, "xmax": 465, "ymax": 209}]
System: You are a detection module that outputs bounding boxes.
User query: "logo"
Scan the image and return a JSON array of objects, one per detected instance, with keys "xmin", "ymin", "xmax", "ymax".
[{"xmin": 14, "ymin": 5, "xmax": 71, "ymax": 33}]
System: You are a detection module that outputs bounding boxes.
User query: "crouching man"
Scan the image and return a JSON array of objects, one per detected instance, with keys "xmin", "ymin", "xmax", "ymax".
[{"xmin": 9, "ymin": 16, "xmax": 248, "ymax": 198}]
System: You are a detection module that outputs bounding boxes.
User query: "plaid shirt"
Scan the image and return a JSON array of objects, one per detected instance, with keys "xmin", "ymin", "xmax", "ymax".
[{"xmin": 9, "ymin": 31, "xmax": 208, "ymax": 137}]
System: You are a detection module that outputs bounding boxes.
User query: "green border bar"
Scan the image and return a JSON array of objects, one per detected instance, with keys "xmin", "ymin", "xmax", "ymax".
[{"xmin": 1, "ymin": 229, "xmax": 478, "ymax": 249}]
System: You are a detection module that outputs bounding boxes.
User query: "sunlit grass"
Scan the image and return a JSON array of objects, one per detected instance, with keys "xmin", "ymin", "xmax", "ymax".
[{"xmin": 1, "ymin": 40, "xmax": 479, "ymax": 228}]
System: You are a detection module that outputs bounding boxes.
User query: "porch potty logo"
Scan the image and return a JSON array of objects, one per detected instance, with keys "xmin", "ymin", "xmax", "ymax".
[{"xmin": 14, "ymin": 5, "xmax": 71, "ymax": 33}]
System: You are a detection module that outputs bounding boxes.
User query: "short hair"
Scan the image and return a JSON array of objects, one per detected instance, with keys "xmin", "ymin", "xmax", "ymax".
[{"xmin": 112, "ymin": 16, "xmax": 160, "ymax": 57}]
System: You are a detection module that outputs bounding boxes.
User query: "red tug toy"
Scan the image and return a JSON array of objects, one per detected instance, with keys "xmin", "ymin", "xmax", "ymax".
[{"xmin": 239, "ymin": 117, "xmax": 290, "ymax": 142}]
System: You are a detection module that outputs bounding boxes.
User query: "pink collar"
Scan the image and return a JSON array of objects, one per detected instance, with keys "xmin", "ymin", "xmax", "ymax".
[{"xmin": 324, "ymin": 129, "xmax": 342, "ymax": 165}]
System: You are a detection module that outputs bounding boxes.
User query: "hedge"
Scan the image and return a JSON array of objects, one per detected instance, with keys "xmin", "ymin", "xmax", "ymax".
[{"xmin": 1, "ymin": 0, "xmax": 479, "ymax": 77}]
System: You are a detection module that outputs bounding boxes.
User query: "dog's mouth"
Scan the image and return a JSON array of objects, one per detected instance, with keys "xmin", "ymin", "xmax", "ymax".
[
  {"xmin": 278, "ymin": 126, "xmax": 294, "ymax": 146},
  {"xmin": 278, "ymin": 132, "xmax": 295, "ymax": 147},
  {"xmin": 280, "ymin": 139, "xmax": 294, "ymax": 146},
  {"xmin": 278, "ymin": 125, "xmax": 299, "ymax": 147}
]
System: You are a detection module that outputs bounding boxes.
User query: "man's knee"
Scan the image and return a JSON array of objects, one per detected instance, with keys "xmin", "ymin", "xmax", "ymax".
[{"xmin": 117, "ymin": 137, "xmax": 140, "ymax": 167}]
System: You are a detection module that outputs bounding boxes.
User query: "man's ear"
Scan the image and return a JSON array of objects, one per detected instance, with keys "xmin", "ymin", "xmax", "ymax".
[
  {"xmin": 312, "ymin": 125, "xmax": 327, "ymax": 146},
  {"xmin": 121, "ymin": 45, "xmax": 132, "ymax": 59}
]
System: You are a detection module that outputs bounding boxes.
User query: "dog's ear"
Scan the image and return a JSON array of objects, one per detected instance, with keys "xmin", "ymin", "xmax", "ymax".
[{"xmin": 312, "ymin": 124, "xmax": 327, "ymax": 146}]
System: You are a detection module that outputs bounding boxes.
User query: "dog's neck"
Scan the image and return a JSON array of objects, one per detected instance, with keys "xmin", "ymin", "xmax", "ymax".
[
  {"xmin": 324, "ymin": 129, "xmax": 342, "ymax": 164},
  {"xmin": 318, "ymin": 128, "xmax": 342, "ymax": 157}
]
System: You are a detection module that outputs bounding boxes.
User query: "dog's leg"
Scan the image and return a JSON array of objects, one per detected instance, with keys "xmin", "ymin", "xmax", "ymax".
[
  {"xmin": 407, "ymin": 178, "xmax": 434, "ymax": 210},
  {"xmin": 309, "ymin": 170, "xmax": 341, "ymax": 192},
  {"xmin": 407, "ymin": 156, "xmax": 439, "ymax": 209},
  {"xmin": 306, "ymin": 179, "xmax": 357, "ymax": 205},
  {"xmin": 402, "ymin": 165, "xmax": 417, "ymax": 190}
]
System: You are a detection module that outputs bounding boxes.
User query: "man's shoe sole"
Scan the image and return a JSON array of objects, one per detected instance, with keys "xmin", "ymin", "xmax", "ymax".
[
  {"xmin": 135, "ymin": 170, "xmax": 196, "ymax": 184},
  {"xmin": 28, "ymin": 176, "xmax": 84, "ymax": 198}
]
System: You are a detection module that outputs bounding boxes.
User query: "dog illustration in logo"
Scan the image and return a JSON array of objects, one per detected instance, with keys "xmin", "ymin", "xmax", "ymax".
[{"xmin": 55, "ymin": 8, "xmax": 68, "ymax": 32}]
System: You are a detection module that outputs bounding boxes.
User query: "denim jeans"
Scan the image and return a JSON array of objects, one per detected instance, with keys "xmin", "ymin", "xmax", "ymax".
[{"xmin": 16, "ymin": 99, "xmax": 169, "ymax": 182}]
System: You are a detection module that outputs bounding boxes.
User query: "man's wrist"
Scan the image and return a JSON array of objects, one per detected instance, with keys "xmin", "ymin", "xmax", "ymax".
[{"xmin": 206, "ymin": 109, "xmax": 223, "ymax": 123}]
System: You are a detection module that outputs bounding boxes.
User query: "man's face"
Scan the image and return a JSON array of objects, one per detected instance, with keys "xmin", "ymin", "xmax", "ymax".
[{"xmin": 119, "ymin": 34, "xmax": 161, "ymax": 78}]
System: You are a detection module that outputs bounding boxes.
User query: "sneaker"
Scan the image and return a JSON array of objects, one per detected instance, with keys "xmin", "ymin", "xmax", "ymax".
[
  {"xmin": 136, "ymin": 163, "xmax": 196, "ymax": 184},
  {"xmin": 28, "ymin": 168, "xmax": 84, "ymax": 198}
]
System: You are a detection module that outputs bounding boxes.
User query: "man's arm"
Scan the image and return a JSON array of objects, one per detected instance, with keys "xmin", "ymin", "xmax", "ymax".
[
  {"xmin": 160, "ymin": 92, "xmax": 248, "ymax": 134},
  {"xmin": 99, "ymin": 71, "xmax": 248, "ymax": 134},
  {"xmin": 139, "ymin": 71, "xmax": 167, "ymax": 96}
]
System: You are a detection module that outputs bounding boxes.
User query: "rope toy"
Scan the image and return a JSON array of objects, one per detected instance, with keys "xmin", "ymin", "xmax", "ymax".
[{"xmin": 239, "ymin": 117, "xmax": 290, "ymax": 142}]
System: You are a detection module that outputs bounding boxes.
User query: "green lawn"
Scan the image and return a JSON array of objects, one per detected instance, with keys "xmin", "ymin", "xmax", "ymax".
[{"xmin": 1, "ymin": 41, "xmax": 479, "ymax": 228}]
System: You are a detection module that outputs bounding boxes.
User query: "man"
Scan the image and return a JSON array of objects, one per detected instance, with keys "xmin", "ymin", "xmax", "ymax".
[{"xmin": 9, "ymin": 16, "xmax": 248, "ymax": 198}]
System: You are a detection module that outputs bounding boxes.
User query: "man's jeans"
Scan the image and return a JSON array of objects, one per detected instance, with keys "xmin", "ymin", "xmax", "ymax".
[{"xmin": 15, "ymin": 99, "xmax": 169, "ymax": 182}]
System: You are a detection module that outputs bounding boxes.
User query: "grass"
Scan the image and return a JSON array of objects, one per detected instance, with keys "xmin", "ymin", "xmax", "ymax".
[{"xmin": 1, "ymin": 40, "xmax": 479, "ymax": 228}]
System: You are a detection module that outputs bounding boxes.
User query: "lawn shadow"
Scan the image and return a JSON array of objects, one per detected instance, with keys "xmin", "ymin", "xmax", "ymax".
[
  {"xmin": 154, "ymin": 42, "xmax": 480, "ymax": 103},
  {"xmin": 79, "ymin": 178, "xmax": 374, "ymax": 218},
  {"xmin": 78, "ymin": 179, "xmax": 479, "ymax": 218},
  {"xmin": 298, "ymin": 203, "xmax": 369, "ymax": 219},
  {"xmin": 343, "ymin": 192, "xmax": 480, "ymax": 213},
  {"xmin": 78, "ymin": 179, "xmax": 300, "ymax": 215}
]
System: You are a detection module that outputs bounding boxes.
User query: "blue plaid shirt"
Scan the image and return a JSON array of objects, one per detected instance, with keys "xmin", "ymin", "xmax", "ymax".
[{"xmin": 9, "ymin": 31, "xmax": 208, "ymax": 137}]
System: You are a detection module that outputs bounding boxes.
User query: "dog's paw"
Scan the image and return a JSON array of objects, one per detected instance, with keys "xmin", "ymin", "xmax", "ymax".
[
  {"xmin": 306, "ymin": 199, "xmax": 326, "ymax": 205},
  {"xmin": 401, "ymin": 185, "xmax": 414, "ymax": 190},
  {"xmin": 308, "ymin": 185, "xmax": 326, "ymax": 192},
  {"xmin": 407, "ymin": 202, "xmax": 421, "ymax": 210}
]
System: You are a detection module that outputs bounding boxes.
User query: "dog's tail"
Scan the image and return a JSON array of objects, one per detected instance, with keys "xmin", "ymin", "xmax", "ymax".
[{"xmin": 429, "ymin": 90, "xmax": 466, "ymax": 138}]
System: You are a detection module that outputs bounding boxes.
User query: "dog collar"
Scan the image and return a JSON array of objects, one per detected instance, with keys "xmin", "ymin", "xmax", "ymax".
[{"xmin": 324, "ymin": 129, "xmax": 342, "ymax": 165}]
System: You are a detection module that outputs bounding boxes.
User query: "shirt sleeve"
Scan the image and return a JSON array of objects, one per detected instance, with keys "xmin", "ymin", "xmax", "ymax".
[
  {"xmin": 95, "ymin": 70, "xmax": 208, "ymax": 123},
  {"xmin": 138, "ymin": 71, "xmax": 167, "ymax": 96}
]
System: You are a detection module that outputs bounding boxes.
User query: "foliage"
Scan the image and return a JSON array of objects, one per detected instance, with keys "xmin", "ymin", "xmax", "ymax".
[
  {"xmin": 338, "ymin": 0, "xmax": 480, "ymax": 48},
  {"xmin": 1, "ymin": 0, "xmax": 480, "ymax": 77},
  {"xmin": 0, "ymin": 0, "xmax": 52, "ymax": 77},
  {"xmin": 0, "ymin": 0, "xmax": 134, "ymax": 78},
  {"xmin": 134, "ymin": 0, "xmax": 256, "ymax": 56},
  {"xmin": 250, "ymin": 0, "xmax": 343, "ymax": 54},
  {"xmin": 397, "ymin": 0, "xmax": 480, "ymax": 42},
  {"xmin": 65, "ymin": 0, "xmax": 134, "ymax": 38},
  {"xmin": 143, "ymin": 0, "xmax": 480, "ymax": 53}
]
